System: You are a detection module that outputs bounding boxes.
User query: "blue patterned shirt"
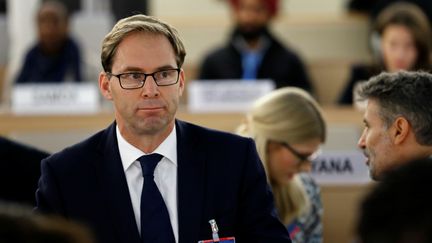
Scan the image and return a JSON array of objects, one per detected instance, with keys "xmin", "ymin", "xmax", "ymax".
[{"xmin": 287, "ymin": 173, "xmax": 323, "ymax": 243}]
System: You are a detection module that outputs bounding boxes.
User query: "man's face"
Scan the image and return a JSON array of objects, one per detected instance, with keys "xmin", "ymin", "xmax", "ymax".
[
  {"xmin": 37, "ymin": 7, "xmax": 68, "ymax": 52},
  {"xmin": 233, "ymin": 0, "xmax": 272, "ymax": 40},
  {"xmin": 99, "ymin": 32, "xmax": 184, "ymax": 140},
  {"xmin": 358, "ymin": 99, "xmax": 396, "ymax": 180}
]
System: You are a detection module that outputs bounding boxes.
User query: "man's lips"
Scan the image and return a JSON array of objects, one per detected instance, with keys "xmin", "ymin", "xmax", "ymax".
[
  {"xmin": 137, "ymin": 101, "xmax": 164, "ymax": 111},
  {"xmin": 363, "ymin": 152, "xmax": 370, "ymax": 166},
  {"xmin": 138, "ymin": 107, "xmax": 163, "ymax": 110}
]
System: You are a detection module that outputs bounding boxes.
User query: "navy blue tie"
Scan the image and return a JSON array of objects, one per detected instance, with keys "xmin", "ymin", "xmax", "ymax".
[{"xmin": 138, "ymin": 154, "xmax": 175, "ymax": 243}]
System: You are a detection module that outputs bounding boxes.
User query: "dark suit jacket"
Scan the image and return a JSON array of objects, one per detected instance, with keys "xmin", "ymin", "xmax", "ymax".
[
  {"xmin": 199, "ymin": 29, "xmax": 312, "ymax": 92},
  {"xmin": 0, "ymin": 137, "xmax": 50, "ymax": 205},
  {"xmin": 36, "ymin": 120, "xmax": 291, "ymax": 243}
]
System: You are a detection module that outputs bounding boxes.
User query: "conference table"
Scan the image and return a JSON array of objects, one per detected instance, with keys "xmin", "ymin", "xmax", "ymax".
[{"xmin": 0, "ymin": 106, "xmax": 362, "ymax": 135}]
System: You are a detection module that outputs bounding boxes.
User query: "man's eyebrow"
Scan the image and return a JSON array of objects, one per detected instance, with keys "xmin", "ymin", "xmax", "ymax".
[
  {"xmin": 154, "ymin": 65, "xmax": 178, "ymax": 71},
  {"xmin": 120, "ymin": 65, "xmax": 177, "ymax": 72}
]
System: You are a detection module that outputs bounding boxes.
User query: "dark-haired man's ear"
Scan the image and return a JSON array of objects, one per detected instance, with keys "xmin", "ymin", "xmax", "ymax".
[{"xmin": 391, "ymin": 117, "xmax": 410, "ymax": 145}]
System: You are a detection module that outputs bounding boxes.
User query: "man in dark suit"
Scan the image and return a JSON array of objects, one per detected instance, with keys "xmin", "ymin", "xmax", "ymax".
[
  {"xmin": 36, "ymin": 14, "xmax": 291, "ymax": 243},
  {"xmin": 0, "ymin": 137, "xmax": 49, "ymax": 205},
  {"xmin": 199, "ymin": 0, "xmax": 312, "ymax": 91}
]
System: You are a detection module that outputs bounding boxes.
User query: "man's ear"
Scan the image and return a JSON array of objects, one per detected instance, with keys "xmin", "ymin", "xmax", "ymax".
[
  {"xmin": 178, "ymin": 68, "xmax": 185, "ymax": 97},
  {"xmin": 391, "ymin": 117, "xmax": 410, "ymax": 145},
  {"xmin": 99, "ymin": 72, "xmax": 113, "ymax": 100}
]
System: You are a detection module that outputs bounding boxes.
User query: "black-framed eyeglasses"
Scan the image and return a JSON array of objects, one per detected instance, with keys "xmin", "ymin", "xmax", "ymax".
[
  {"xmin": 277, "ymin": 141, "xmax": 321, "ymax": 163},
  {"xmin": 107, "ymin": 68, "xmax": 180, "ymax": 90}
]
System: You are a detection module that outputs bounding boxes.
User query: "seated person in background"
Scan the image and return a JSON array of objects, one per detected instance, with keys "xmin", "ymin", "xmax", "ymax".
[
  {"xmin": 356, "ymin": 157, "xmax": 432, "ymax": 243},
  {"xmin": 15, "ymin": 0, "xmax": 83, "ymax": 84},
  {"xmin": 238, "ymin": 87, "xmax": 326, "ymax": 242},
  {"xmin": 338, "ymin": 2, "xmax": 431, "ymax": 105},
  {"xmin": 347, "ymin": 0, "xmax": 432, "ymax": 24},
  {"xmin": 199, "ymin": 0, "xmax": 312, "ymax": 91},
  {"xmin": 0, "ymin": 202, "xmax": 94, "ymax": 243},
  {"xmin": 0, "ymin": 136, "xmax": 49, "ymax": 206}
]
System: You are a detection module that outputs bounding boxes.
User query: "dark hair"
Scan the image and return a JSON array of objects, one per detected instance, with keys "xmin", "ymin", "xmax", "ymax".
[
  {"xmin": 357, "ymin": 157, "xmax": 432, "ymax": 243},
  {"xmin": 372, "ymin": 2, "xmax": 432, "ymax": 70},
  {"xmin": 0, "ymin": 202, "xmax": 94, "ymax": 243},
  {"xmin": 358, "ymin": 71, "xmax": 432, "ymax": 145}
]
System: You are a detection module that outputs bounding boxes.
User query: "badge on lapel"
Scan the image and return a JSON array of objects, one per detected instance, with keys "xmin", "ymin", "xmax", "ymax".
[{"xmin": 198, "ymin": 219, "xmax": 236, "ymax": 243}]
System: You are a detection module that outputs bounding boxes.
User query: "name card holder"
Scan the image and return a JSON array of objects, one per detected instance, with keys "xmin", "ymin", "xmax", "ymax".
[
  {"xmin": 11, "ymin": 83, "xmax": 100, "ymax": 115},
  {"xmin": 310, "ymin": 150, "xmax": 371, "ymax": 185},
  {"xmin": 187, "ymin": 79, "xmax": 275, "ymax": 113}
]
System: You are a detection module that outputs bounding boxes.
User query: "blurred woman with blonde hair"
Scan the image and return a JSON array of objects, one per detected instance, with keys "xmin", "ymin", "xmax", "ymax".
[{"xmin": 238, "ymin": 87, "xmax": 326, "ymax": 243}]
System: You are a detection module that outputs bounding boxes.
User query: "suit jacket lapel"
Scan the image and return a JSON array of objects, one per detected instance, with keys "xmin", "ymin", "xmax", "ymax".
[
  {"xmin": 176, "ymin": 120, "xmax": 206, "ymax": 243},
  {"xmin": 97, "ymin": 122, "xmax": 141, "ymax": 243}
]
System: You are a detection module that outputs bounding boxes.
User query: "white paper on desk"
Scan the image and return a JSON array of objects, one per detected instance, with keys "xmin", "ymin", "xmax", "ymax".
[
  {"xmin": 187, "ymin": 79, "xmax": 275, "ymax": 113},
  {"xmin": 11, "ymin": 83, "xmax": 100, "ymax": 115}
]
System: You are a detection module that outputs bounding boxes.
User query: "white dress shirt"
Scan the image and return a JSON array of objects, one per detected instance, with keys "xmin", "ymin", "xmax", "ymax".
[{"xmin": 116, "ymin": 125, "xmax": 178, "ymax": 242}]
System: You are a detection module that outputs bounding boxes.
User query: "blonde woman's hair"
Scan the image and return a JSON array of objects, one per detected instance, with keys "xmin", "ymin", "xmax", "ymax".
[
  {"xmin": 101, "ymin": 14, "xmax": 186, "ymax": 72},
  {"xmin": 237, "ymin": 87, "xmax": 326, "ymax": 224}
]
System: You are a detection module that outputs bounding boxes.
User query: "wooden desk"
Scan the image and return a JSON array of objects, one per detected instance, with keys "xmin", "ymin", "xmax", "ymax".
[{"xmin": 0, "ymin": 106, "xmax": 362, "ymax": 135}]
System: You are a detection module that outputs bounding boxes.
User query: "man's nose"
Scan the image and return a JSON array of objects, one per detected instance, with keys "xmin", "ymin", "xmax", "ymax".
[
  {"xmin": 141, "ymin": 76, "xmax": 159, "ymax": 97},
  {"xmin": 357, "ymin": 130, "xmax": 366, "ymax": 149}
]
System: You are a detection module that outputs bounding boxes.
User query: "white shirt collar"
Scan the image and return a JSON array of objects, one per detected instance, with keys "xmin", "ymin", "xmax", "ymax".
[{"xmin": 116, "ymin": 125, "xmax": 178, "ymax": 172}]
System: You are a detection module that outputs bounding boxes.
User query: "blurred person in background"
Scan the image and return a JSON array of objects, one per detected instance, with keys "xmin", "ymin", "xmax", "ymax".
[
  {"xmin": 109, "ymin": 0, "xmax": 148, "ymax": 21},
  {"xmin": 0, "ymin": 202, "xmax": 94, "ymax": 243},
  {"xmin": 15, "ymin": 0, "xmax": 83, "ymax": 84},
  {"xmin": 356, "ymin": 157, "xmax": 432, "ymax": 243},
  {"xmin": 357, "ymin": 71, "xmax": 432, "ymax": 181},
  {"xmin": 199, "ymin": 0, "xmax": 312, "ymax": 91},
  {"xmin": 238, "ymin": 87, "xmax": 326, "ymax": 242},
  {"xmin": 347, "ymin": 0, "xmax": 432, "ymax": 23},
  {"xmin": 0, "ymin": 136, "xmax": 49, "ymax": 206},
  {"xmin": 338, "ymin": 2, "xmax": 431, "ymax": 105}
]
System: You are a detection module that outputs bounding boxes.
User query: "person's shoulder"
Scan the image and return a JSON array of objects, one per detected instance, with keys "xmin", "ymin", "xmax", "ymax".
[
  {"xmin": 266, "ymin": 36, "xmax": 304, "ymax": 64},
  {"xmin": 350, "ymin": 64, "xmax": 378, "ymax": 79},
  {"xmin": 298, "ymin": 173, "xmax": 317, "ymax": 184},
  {"xmin": 65, "ymin": 36, "xmax": 79, "ymax": 47},
  {"xmin": 0, "ymin": 136, "xmax": 49, "ymax": 159},
  {"xmin": 298, "ymin": 173, "xmax": 320, "ymax": 195},
  {"xmin": 63, "ymin": 36, "xmax": 81, "ymax": 54},
  {"xmin": 44, "ymin": 126, "xmax": 110, "ymax": 166},
  {"xmin": 23, "ymin": 44, "xmax": 41, "ymax": 59},
  {"xmin": 202, "ymin": 43, "xmax": 237, "ymax": 62}
]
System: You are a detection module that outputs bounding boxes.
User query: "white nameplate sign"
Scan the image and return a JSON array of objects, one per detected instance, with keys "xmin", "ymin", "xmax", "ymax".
[
  {"xmin": 11, "ymin": 83, "xmax": 100, "ymax": 115},
  {"xmin": 310, "ymin": 150, "xmax": 371, "ymax": 185},
  {"xmin": 188, "ymin": 80, "xmax": 275, "ymax": 113}
]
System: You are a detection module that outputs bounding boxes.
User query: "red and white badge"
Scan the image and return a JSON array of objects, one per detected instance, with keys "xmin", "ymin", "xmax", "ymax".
[{"xmin": 198, "ymin": 219, "xmax": 236, "ymax": 243}]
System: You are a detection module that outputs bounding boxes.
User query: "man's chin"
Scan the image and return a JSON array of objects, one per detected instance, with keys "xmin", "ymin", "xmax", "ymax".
[
  {"xmin": 369, "ymin": 168, "xmax": 384, "ymax": 181},
  {"xmin": 135, "ymin": 118, "xmax": 168, "ymax": 135}
]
